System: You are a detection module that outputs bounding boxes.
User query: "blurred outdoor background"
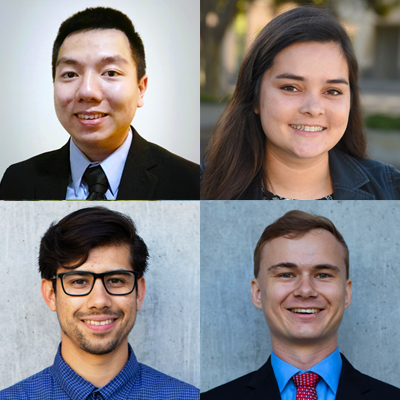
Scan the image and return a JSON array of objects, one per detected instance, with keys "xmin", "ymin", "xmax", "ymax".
[{"xmin": 201, "ymin": 0, "xmax": 400, "ymax": 169}]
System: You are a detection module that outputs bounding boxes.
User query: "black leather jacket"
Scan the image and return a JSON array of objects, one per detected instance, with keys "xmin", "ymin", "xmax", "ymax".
[{"xmin": 241, "ymin": 148, "xmax": 400, "ymax": 200}]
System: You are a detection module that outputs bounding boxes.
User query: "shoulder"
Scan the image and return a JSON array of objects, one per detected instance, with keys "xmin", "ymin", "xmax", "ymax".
[
  {"xmin": 201, "ymin": 371, "xmax": 256, "ymax": 400},
  {"xmin": 329, "ymin": 148, "xmax": 400, "ymax": 199},
  {"xmin": 339, "ymin": 355, "xmax": 400, "ymax": 398},
  {"xmin": 0, "ymin": 145, "xmax": 68, "ymax": 182},
  {"xmin": 146, "ymin": 140, "xmax": 200, "ymax": 176},
  {"xmin": 0, "ymin": 367, "xmax": 56, "ymax": 399},
  {"xmin": 137, "ymin": 362, "xmax": 199, "ymax": 399},
  {"xmin": 0, "ymin": 145, "xmax": 69, "ymax": 200}
]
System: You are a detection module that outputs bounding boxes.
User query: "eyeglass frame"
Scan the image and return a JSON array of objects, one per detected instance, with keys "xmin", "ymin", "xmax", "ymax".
[{"xmin": 52, "ymin": 269, "xmax": 139, "ymax": 297}]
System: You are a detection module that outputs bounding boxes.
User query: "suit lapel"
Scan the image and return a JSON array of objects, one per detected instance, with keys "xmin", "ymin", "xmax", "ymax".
[
  {"xmin": 243, "ymin": 358, "xmax": 281, "ymax": 400},
  {"xmin": 336, "ymin": 355, "xmax": 372, "ymax": 399},
  {"xmin": 117, "ymin": 128, "xmax": 158, "ymax": 200},
  {"xmin": 36, "ymin": 141, "xmax": 70, "ymax": 200}
]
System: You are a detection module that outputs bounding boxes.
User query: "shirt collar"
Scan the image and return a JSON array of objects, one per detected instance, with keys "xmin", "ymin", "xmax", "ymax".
[
  {"xmin": 271, "ymin": 347, "xmax": 342, "ymax": 395},
  {"xmin": 51, "ymin": 342, "xmax": 140, "ymax": 400},
  {"xmin": 69, "ymin": 129, "xmax": 132, "ymax": 197}
]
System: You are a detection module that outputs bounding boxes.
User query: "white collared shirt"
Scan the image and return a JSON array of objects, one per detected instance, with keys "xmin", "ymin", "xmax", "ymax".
[{"xmin": 66, "ymin": 130, "xmax": 132, "ymax": 200}]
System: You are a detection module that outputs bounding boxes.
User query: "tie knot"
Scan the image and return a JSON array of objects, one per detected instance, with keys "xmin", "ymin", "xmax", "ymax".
[
  {"xmin": 292, "ymin": 372, "xmax": 320, "ymax": 389},
  {"xmin": 83, "ymin": 165, "xmax": 109, "ymax": 200}
]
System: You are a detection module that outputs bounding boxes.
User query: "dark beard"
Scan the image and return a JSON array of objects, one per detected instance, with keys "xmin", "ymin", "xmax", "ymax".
[{"xmin": 59, "ymin": 310, "xmax": 135, "ymax": 355}]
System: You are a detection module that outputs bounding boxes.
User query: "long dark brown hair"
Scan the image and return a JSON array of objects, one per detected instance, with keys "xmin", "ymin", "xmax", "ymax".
[{"xmin": 201, "ymin": 7, "xmax": 366, "ymax": 200}]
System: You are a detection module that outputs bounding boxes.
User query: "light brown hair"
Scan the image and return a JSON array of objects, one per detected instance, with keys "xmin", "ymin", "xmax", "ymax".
[{"xmin": 254, "ymin": 210, "xmax": 349, "ymax": 278}]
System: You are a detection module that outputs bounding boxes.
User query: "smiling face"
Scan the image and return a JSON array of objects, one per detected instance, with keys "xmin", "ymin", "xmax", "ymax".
[
  {"xmin": 256, "ymin": 41, "xmax": 351, "ymax": 162},
  {"xmin": 41, "ymin": 245, "xmax": 145, "ymax": 357},
  {"xmin": 251, "ymin": 229, "xmax": 352, "ymax": 351},
  {"xmin": 54, "ymin": 29, "xmax": 147, "ymax": 161}
]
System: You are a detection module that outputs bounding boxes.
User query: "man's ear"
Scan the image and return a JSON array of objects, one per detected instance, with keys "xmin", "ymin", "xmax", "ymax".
[
  {"xmin": 344, "ymin": 279, "xmax": 352, "ymax": 310},
  {"xmin": 251, "ymin": 278, "xmax": 263, "ymax": 310},
  {"xmin": 136, "ymin": 277, "xmax": 146, "ymax": 311},
  {"xmin": 137, "ymin": 75, "xmax": 148, "ymax": 108},
  {"xmin": 41, "ymin": 279, "xmax": 57, "ymax": 312}
]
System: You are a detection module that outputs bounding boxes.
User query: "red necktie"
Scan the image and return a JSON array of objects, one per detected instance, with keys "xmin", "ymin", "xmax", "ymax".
[{"xmin": 292, "ymin": 372, "xmax": 320, "ymax": 400}]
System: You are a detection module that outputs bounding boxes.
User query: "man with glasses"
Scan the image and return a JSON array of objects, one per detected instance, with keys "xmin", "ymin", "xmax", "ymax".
[{"xmin": 1, "ymin": 207, "xmax": 199, "ymax": 399}]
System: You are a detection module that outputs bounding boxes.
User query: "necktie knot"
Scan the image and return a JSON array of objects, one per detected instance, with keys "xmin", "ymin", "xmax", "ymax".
[
  {"xmin": 83, "ymin": 165, "xmax": 109, "ymax": 200},
  {"xmin": 292, "ymin": 372, "xmax": 320, "ymax": 400}
]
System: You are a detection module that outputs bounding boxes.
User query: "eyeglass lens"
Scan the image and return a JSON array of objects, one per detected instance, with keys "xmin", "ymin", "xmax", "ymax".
[{"xmin": 62, "ymin": 271, "xmax": 135, "ymax": 295}]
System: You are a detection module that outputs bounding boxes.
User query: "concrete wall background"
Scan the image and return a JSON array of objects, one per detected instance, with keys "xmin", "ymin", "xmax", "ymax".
[
  {"xmin": 0, "ymin": 0, "xmax": 199, "ymax": 180},
  {"xmin": 0, "ymin": 201, "xmax": 200, "ymax": 390},
  {"xmin": 201, "ymin": 201, "xmax": 400, "ymax": 392}
]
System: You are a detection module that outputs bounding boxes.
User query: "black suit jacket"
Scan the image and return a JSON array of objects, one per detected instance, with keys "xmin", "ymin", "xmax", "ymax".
[
  {"xmin": 201, "ymin": 355, "xmax": 400, "ymax": 399},
  {"xmin": 0, "ymin": 128, "xmax": 199, "ymax": 200}
]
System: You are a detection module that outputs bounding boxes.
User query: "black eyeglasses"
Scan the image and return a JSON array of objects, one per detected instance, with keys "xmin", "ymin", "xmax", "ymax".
[{"xmin": 52, "ymin": 270, "xmax": 139, "ymax": 296}]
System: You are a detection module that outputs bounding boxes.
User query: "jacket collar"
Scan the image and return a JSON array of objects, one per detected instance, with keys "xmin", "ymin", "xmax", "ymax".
[
  {"xmin": 242, "ymin": 357, "xmax": 281, "ymax": 400},
  {"xmin": 116, "ymin": 127, "xmax": 158, "ymax": 200},
  {"xmin": 35, "ymin": 127, "xmax": 159, "ymax": 200},
  {"xmin": 240, "ymin": 354, "xmax": 372, "ymax": 400},
  {"xmin": 329, "ymin": 148, "xmax": 375, "ymax": 200},
  {"xmin": 336, "ymin": 354, "xmax": 372, "ymax": 399}
]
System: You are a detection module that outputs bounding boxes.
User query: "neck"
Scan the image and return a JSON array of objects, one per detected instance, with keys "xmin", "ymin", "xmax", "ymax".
[
  {"xmin": 271, "ymin": 335, "xmax": 338, "ymax": 371},
  {"xmin": 265, "ymin": 146, "xmax": 332, "ymax": 200},
  {"xmin": 60, "ymin": 336, "xmax": 129, "ymax": 388}
]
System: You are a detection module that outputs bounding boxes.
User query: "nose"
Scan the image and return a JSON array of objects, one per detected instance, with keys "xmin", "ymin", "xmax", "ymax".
[
  {"xmin": 293, "ymin": 275, "xmax": 318, "ymax": 299},
  {"xmin": 299, "ymin": 92, "xmax": 324, "ymax": 117},
  {"xmin": 76, "ymin": 71, "xmax": 102, "ymax": 103},
  {"xmin": 86, "ymin": 277, "xmax": 112, "ymax": 309}
]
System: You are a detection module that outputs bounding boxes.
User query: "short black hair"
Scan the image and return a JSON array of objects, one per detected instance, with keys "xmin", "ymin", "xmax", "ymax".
[
  {"xmin": 39, "ymin": 207, "xmax": 149, "ymax": 283},
  {"xmin": 52, "ymin": 7, "xmax": 146, "ymax": 81}
]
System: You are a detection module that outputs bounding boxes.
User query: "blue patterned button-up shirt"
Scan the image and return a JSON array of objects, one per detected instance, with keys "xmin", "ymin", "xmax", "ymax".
[{"xmin": 0, "ymin": 344, "xmax": 199, "ymax": 400}]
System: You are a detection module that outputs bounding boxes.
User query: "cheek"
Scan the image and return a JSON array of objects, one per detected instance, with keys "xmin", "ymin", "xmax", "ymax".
[{"xmin": 54, "ymin": 85, "xmax": 75, "ymax": 109}]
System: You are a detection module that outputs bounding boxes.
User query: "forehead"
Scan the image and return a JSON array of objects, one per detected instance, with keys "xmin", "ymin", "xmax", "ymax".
[
  {"xmin": 259, "ymin": 229, "xmax": 346, "ymax": 273},
  {"xmin": 59, "ymin": 245, "xmax": 133, "ymax": 274},
  {"xmin": 266, "ymin": 41, "xmax": 349, "ymax": 81},
  {"xmin": 57, "ymin": 29, "xmax": 133, "ymax": 65}
]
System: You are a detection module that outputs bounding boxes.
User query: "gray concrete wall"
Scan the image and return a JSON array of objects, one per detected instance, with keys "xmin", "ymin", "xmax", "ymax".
[
  {"xmin": 201, "ymin": 201, "xmax": 400, "ymax": 392},
  {"xmin": 0, "ymin": 201, "xmax": 200, "ymax": 390}
]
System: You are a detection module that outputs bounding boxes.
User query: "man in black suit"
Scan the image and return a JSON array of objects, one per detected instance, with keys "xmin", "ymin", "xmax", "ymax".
[
  {"xmin": 0, "ymin": 7, "xmax": 199, "ymax": 200},
  {"xmin": 202, "ymin": 211, "xmax": 400, "ymax": 399}
]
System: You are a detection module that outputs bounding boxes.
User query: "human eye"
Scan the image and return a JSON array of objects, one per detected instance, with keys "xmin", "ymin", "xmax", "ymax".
[
  {"xmin": 108, "ymin": 277, "xmax": 125, "ymax": 285},
  {"xmin": 103, "ymin": 70, "xmax": 120, "ymax": 77},
  {"xmin": 325, "ymin": 88, "xmax": 342, "ymax": 96},
  {"xmin": 70, "ymin": 277, "xmax": 90, "ymax": 286},
  {"xmin": 61, "ymin": 71, "xmax": 78, "ymax": 79},
  {"xmin": 316, "ymin": 272, "xmax": 330, "ymax": 279},
  {"xmin": 281, "ymin": 85, "xmax": 299, "ymax": 92},
  {"xmin": 279, "ymin": 272, "xmax": 294, "ymax": 278}
]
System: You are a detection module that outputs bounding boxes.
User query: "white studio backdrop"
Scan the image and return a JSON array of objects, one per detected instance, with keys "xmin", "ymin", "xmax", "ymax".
[{"xmin": 0, "ymin": 0, "xmax": 199, "ymax": 179}]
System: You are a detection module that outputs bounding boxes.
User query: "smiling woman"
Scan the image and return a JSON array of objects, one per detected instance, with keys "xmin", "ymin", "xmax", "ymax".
[{"xmin": 201, "ymin": 7, "xmax": 400, "ymax": 200}]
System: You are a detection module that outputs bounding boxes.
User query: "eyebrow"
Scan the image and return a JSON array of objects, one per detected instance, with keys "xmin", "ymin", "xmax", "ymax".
[
  {"xmin": 274, "ymin": 73, "xmax": 349, "ymax": 85},
  {"xmin": 268, "ymin": 262, "xmax": 340, "ymax": 273},
  {"xmin": 56, "ymin": 55, "xmax": 129, "ymax": 68}
]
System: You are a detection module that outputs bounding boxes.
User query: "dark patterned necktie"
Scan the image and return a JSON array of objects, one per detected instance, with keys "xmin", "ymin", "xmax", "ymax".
[
  {"xmin": 83, "ymin": 165, "xmax": 109, "ymax": 200},
  {"xmin": 292, "ymin": 372, "xmax": 320, "ymax": 400}
]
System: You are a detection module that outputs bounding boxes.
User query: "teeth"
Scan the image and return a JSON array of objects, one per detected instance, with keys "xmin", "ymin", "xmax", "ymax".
[
  {"xmin": 291, "ymin": 125, "xmax": 324, "ymax": 132},
  {"xmin": 290, "ymin": 308, "xmax": 321, "ymax": 314},
  {"xmin": 84, "ymin": 319, "xmax": 114, "ymax": 326},
  {"xmin": 77, "ymin": 113, "xmax": 107, "ymax": 120}
]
